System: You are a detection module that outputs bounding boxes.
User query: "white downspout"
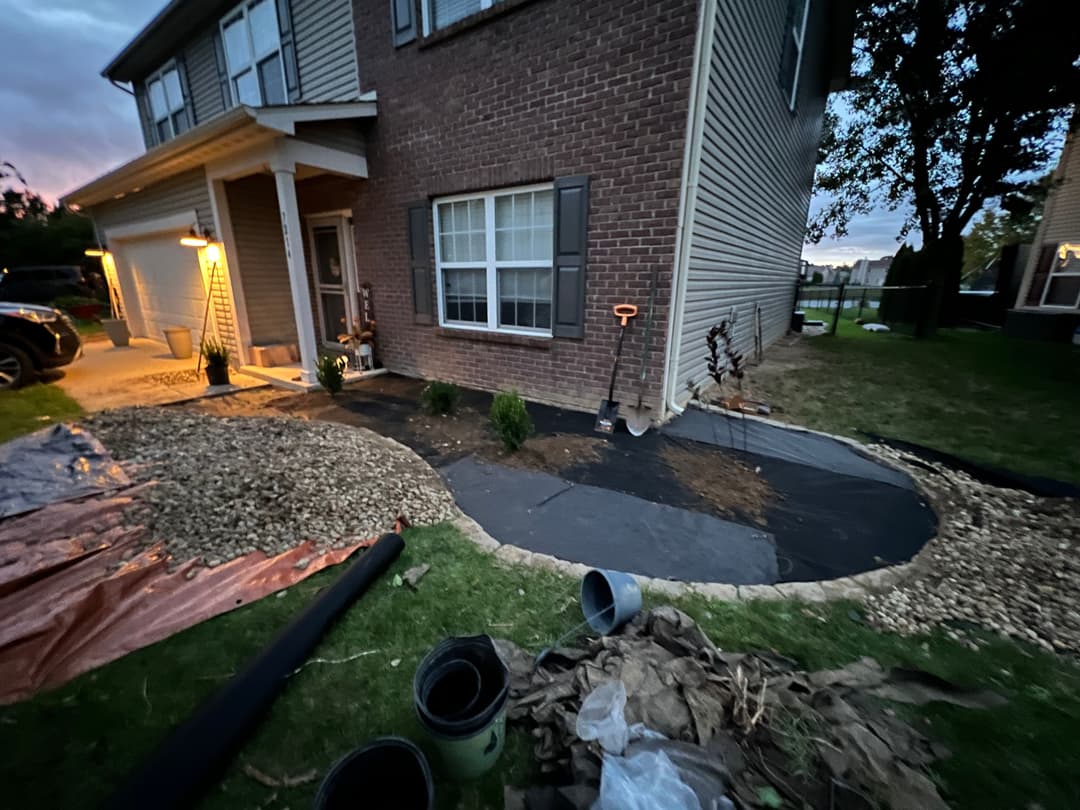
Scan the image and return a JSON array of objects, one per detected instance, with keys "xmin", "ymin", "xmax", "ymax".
[{"xmin": 661, "ymin": 0, "xmax": 716, "ymax": 418}]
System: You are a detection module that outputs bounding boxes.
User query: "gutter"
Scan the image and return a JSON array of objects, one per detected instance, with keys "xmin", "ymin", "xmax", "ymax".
[{"xmin": 661, "ymin": 0, "xmax": 717, "ymax": 419}]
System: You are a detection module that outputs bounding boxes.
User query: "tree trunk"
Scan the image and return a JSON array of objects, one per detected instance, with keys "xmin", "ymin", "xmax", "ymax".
[{"xmin": 919, "ymin": 232, "xmax": 965, "ymax": 329}]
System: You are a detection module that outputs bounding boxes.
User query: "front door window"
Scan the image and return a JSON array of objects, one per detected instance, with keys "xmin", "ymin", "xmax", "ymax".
[{"xmin": 309, "ymin": 218, "xmax": 356, "ymax": 346}]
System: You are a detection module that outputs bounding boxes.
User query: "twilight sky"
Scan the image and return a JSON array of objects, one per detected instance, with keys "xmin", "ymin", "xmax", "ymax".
[{"xmin": 0, "ymin": 0, "xmax": 911, "ymax": 264}]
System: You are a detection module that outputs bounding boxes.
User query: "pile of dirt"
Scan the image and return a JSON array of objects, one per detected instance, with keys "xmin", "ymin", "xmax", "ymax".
[
  {"xmin": 501, "ymin": 607, "xmax": 1004, "ymax": 810},
  {"xmin": 659, "ymin": 441, "xmax": 775, "ymax": 526},
  {"xmin": 484, "ymin": 433, "xmax": 607, "ymax": 477}
]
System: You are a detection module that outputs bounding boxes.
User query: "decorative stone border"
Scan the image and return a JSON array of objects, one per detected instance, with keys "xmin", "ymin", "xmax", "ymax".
[{"xmin": 451, "ymin": 510, "xmax": 916, "ymax": 604}]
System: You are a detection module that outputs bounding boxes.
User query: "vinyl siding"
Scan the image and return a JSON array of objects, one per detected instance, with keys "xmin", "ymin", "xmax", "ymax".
[
  {"xmin": 1018, "ymin": 130, "xmax": 1080, "ymax": 308},
  {"xmin": 133, "ymin": 84, "xmax": 156, "ymax": 151},
  {"xmin": 293, "ymin": 120, "xmax": 366, "ymax": 154},
  {"xmin": 90, "ymin": 168, "xmax": 215, "ymax": 235},
  {"xmin": 293, "ymin": 0, "xmax": 360, "ymax": 102},
  {"xmin": 674, "ymin": 0, "xmax": 829, "ymax": 401},
  {"xmin": 225, "ymin": 174, "xmax": 299, "ymax": 346},
  {"xmin": 184, "ymin": 29, "xmax": 225, "ymax": 125}
]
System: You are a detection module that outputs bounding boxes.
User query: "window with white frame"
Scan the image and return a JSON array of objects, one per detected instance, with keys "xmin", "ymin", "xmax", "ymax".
[
  {"xmin": 423, "ymin": 0, "xmax": 505, "ymax": 34},
  {"xmin": 221, "ymin": 0, "xmax": 287, "ymax": 107},
  {"xmin": 779, "ymin": 0, "xmax": 811, "ymax": 111},
  {"xmin": 1041, "ymin": 242, "xmax": 1080, "ymax": 309},
  {"xmin": 147, "ymin": 67, "xmax": 188, "ymax": 143},
  {"xmin": 434, "ymin": 185, "xmax": 554, "ymax": 334}
]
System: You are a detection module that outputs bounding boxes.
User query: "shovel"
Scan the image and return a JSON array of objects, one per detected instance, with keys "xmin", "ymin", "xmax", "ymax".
[
  {"xmin": 594, "ymin": 304, "xmax": 638, "ymax": 434},
  {"xmin": 625, "ymin": 267, "xmax": 659, "ymax": 437}
]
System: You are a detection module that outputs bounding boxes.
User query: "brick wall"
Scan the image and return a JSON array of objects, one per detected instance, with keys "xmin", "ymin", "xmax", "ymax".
[{"xmin": 346, "ymin": 0, "xmax": 698, "ymax": 411}]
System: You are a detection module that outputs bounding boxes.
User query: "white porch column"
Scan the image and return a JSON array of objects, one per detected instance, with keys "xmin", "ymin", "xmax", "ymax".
[{"xmin": 271, "ymin": 159, "xmax": 319, "ymax": 384}]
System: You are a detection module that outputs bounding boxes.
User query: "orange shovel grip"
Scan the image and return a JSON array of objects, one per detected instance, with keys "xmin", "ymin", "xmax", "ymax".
[{"xmin": 613, "ymin": 304, "xmax": 638, "ymax": 326}]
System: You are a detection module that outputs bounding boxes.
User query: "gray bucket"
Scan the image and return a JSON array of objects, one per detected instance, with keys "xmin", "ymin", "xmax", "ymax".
[{"xmin": 581, "ymin": 569, "xmax": 642, "ymax": 634}]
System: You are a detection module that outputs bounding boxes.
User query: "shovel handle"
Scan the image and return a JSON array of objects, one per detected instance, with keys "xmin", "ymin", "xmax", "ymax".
[{"xmin": 613, "ymin": 304, "xmax": 638, "ymax": 326}]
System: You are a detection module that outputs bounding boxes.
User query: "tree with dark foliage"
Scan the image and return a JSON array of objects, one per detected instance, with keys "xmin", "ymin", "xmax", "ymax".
[
  {"xmin": 808, "ymin": 0, "xmax": 1079, "ymax": 325},
  {"xmin": 0, "ymin": 161, "xmax": 95, "ymax": 269}
]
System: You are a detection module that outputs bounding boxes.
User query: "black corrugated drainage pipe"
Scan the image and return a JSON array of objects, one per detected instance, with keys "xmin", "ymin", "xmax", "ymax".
[{"xmin": 103, "ymin": 532, "xmax": 406, "ymax": 810}]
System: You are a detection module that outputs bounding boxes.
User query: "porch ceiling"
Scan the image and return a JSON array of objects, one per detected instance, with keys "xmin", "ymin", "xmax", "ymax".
[{"xmin": 62, "ymin": 100, "xmax": 376, "ymax": 209}]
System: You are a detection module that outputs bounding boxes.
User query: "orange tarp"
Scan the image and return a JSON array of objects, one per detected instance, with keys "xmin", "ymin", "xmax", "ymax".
[{"xmin": 0, "ymin": 487, "xmax": 372, "ymax": 705}]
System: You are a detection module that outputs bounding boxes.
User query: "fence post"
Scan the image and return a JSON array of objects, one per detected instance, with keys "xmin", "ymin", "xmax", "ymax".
[{"xmin": 832, "ymin": 282, "xmax": 846, "ymax": 335}]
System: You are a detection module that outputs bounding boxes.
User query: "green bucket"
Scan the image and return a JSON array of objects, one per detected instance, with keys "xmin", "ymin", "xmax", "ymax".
[
  {"xmin": 414, "ymin": 635, "xmax": 510, "ymax": 780},
  {"xmin": 424, "ymin": 705, "xmax": 507, "ymax": 780}
]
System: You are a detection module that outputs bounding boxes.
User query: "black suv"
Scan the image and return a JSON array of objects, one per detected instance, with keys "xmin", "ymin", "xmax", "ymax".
[
  {"xmin": 0, "ymin": 303, "xmax": 82, "ymax": 389},
  {"xmin": 0, "ymin": 266, "xmax": 92, "ymax": 303}
]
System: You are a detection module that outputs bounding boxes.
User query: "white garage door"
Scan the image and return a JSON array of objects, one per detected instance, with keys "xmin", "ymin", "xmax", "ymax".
[{"xmin": 114, "ymin": 232, "xmax": 205, "ymax": 341}]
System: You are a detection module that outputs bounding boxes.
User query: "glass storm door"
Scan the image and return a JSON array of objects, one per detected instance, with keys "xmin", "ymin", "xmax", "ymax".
[{"xmin": 308, "ymin": 216, "xmax": 357, "ymax": 347}]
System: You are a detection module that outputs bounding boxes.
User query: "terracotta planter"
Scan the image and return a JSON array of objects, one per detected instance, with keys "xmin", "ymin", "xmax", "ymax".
[
  {"xmin": 101, "ymin": 318, "xmax": 130, "ymax": 347},
  {"xmin": 205, "ymin": 363, "xmax": 230, "ymax": 386}
]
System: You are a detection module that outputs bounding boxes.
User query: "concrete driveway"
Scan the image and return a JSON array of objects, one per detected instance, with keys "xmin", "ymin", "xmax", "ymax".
[{"xmin": 55, "ymin": 337, "xmax": 265, "ymax": 411}]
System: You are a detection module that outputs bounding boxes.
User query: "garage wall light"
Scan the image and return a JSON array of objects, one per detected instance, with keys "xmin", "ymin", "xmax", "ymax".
[
  {"xmin": 84, "ymin": 248, "xmax": 106, "ymax": 257},
  {"xmin": 180, "ymin": 227, "xmax": 211, "ymax": 248}
]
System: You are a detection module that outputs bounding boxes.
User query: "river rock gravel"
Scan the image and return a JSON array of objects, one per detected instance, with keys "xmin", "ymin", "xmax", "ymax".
[
  {"xmin": 864, "ymin": 445, "xmax": 1079, "ymax": 655},
  {"xmin": 83, "ymin": 408, "xmax": 456, "ymax": 565}
]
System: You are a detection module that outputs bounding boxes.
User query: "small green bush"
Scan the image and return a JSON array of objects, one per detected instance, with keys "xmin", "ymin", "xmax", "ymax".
[
  {"xmin": 316, "ymin": 354, "xmax": 345, "ymax": 395},
  {"xmin": 200, "ymin": 337, "xmax": 230, "ymax": 367},
  {"xmin": 490, "ymin": 390, "xmax": 533, "ymax": 451},
  {"xmin": 420, "ymin": 380, "xmax": 461, "ymax": 415}
]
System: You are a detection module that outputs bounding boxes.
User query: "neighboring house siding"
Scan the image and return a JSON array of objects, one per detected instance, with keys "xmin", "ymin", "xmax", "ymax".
[
  {"xmin": 225, "ymin": 174, "xmax": 299, "ymax": 346},
  {"xmin": 673, "ymin": 0, "xmax": 830, "ymax": 400},
  {"xmin": 90, "ymin": 168, "xmax": 215, "ymax": 235},
  {"xmin": 293, "ymin": 120, "xmax": 366, "ymax": 154},
  {"xmin": 184, "ymin": 29, "xmax": 225, "ymax": 125},
  {"xmin": 293, "ymin": 0, "xmax": 360, "ymax": 102},
  {"xmin": 349, "ymin": 0, "xmax": 698, "ymax": 412}
]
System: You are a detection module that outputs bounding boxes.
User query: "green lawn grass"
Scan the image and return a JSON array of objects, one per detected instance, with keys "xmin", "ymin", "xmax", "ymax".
[
  {"xmin": 748, "ymin": 325, "xmax": 1080, "ymax": 485},
  {"xmin": 2, "ymin": 524, "xmax": 1078, "ymax": 810},
  {"xmin": 74, "ymin": 318, "xmax": 104, "ymax": 339},
  {"xmin": 0, "ymin": 382, "xmax": 83, "ymax": 443}
]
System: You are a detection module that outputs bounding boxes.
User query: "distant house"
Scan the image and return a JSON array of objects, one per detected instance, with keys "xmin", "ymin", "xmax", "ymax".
[
  {"xmin": 1010, "ymin": 125, "xmax": 1080, "ymax": 340},
  {"xmin": 64, "ymin": 0, "xmax": 855, "ymax": 415},
  {"xmin": 850, "ymin": 256, "xmax": 891, "ymax": 286}
]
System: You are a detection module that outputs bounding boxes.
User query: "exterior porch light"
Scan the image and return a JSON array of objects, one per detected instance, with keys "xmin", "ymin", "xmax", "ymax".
[
  {"xmin": 84, "ymin": 248, "xmax": 106, "ymax": 257},
  {"xmin": 179, "ymin": 227, "xmax": 209, "ymax": 248}
]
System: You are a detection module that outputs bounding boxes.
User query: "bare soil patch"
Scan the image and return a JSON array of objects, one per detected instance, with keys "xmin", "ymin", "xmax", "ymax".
[
  {"xmin": 484, "ymin": 433, "xmax": 606, "ymax": 477},
  {"xmin": 660, "ymin": 441, "xmax": 775, "ymax": 526}
]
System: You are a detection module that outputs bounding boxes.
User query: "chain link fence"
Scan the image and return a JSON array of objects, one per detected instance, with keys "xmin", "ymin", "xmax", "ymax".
[{"xmin": 794, "ymin": 282, "xmax": 930, "ymax": 336}]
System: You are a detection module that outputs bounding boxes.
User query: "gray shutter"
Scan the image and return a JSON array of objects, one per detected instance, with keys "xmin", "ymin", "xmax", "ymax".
[
  {"xmin": 392, "ymin": 0, "xmax": 418, "ymax": 46},
  {"xmin": 134, "ymin": 84, "xmax": 158, "ymax": 148},
  {"xmin": 408, "ymin": 203, "xmax": 434, "ymax": 324},
  {"xmin": 276, "ymin": 0, "xmax": 300, "ymax": 102},
  {"xmin": 778, "ymin": 0, "xmax": 798, "ymax": 101},
  {"xmin": 213, "ymin": 31, "xmax": 233, "ymax": 109},
  {"xmin": 552, "ymin": 175, "xmax": 589, "ymax": 339}
]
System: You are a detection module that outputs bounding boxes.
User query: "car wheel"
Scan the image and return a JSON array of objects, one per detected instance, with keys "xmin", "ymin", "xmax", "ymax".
[{"xmin": 0, "ymin": 343, "xmax": 32, "ymax": 390}]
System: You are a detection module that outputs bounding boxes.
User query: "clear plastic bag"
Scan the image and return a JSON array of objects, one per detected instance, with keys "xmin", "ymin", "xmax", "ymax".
[
  {"xmin": 575, "ymin": 680, "xmax": 629, "ymax": 755},
  {"xmin": 596, "ymin": 748, "xmax": 702, "ymax": 810}
]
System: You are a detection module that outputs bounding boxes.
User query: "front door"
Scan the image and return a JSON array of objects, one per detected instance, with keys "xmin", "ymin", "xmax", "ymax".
[{"xmin": 308, "ymin": 215, "xmax": 357, "ymax": 346}]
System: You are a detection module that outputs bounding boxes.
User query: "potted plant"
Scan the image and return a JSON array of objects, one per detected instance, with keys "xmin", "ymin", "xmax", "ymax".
[
  {"xmin": 337, "ymin": 317, "xmax": 376, "ymax": 371},
  {"xmin": 200, "ymin": 338, "xmax": 231, "ymax": 386}
]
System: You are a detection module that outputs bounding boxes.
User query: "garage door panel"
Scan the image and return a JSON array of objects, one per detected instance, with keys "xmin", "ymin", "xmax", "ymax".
[{"xmin": 114, "ymin": 233, "xmax": 206, "ymax": 341}]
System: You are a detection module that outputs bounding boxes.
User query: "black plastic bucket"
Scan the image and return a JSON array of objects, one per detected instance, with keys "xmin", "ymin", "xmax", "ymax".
[
  {"xmin": 313, "ymin": 737, "xmax": 433, "ymax": 810},
  {"xmin": 413, "ymin": 635, "xmax": 509, "ymax": 738}
]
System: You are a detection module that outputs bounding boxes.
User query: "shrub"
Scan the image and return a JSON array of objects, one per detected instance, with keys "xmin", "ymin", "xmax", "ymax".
[
  {"xmin": 200, "ymin": 338, "xmax": 230, "ymax": 367},
  {"xmin": 420, "ymin": 380, "xmax": 461, "ymax": 415},
  {"xmin": 490, "ymin": 390, "xmax": 533, "ymax": 451},
  {"xmin": 316, "ymin": 354, "xmax": 345, "ymax": 395}
]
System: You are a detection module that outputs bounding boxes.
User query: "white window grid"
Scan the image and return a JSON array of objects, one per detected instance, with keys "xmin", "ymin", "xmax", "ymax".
[
  {"xmin": 421, "ymin": 0, "xmax": 502, "ymax": 36},
  {"xmin": 1039, "ymin": 242, "xmax": 1080, "ymax": 309},
  {"xmin": 787, "ymin": 0, "xmax": 811, "ymax": 111},
  {"xmin": 220, "ymin": 0, "xmax": 287, "ymax": 107},
  {"xmin": 147, "ymin": 66, "xmax": 186, "ymax": 143},
  {"xmin": 433, "ymin": 184, "xmax": 554, "ymax": 336}
]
